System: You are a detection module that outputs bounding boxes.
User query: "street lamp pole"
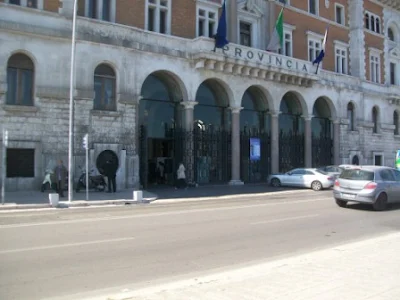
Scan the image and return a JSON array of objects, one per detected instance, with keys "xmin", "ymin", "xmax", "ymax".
[{"xmin": 68, "ymin": 0, "xmax": 78, "ymax": 202}]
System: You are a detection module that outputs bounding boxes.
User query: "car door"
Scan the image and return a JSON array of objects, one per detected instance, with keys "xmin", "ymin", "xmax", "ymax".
[
  {"xmin": 392, "ymin": 170, "xmax": 400, "ymax": 202},
  {"xmin": 288, "ymin": 169, "xmax": 306, "ymax": 186},
  {"xmin": 379, "ymin": 169, "xmax": 396, "ymax": 202},
  {"xmin": 303, "ymin": 170, "xmax": 316, "ymax": 187}
]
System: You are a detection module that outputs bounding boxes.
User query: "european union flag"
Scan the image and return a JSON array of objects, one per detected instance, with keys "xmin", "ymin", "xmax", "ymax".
[
  {"xmin": 213, "ymin": 0, "xmax": 229, "ymax": 51},
  {"xmin": 313, "ymin": 49, "xmax": 325, "ymax": 65}
]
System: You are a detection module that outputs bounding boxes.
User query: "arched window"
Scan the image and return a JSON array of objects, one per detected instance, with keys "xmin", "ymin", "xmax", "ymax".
[
  {"xmin": 372, "ymin": 106, "xmax": 379, "ymax": 134},
  {"xmin": 94, "ymin": 64, "xmax": 116, "ymax": 111},
  {"xmin": 388, "ymin": 28, "xmax": 395, "ymax": 41},
  {"xmin": 394, "ymin": 111, "xmax": 399, "ymax": 135},
  {"xmin": 375, "ymin": 18, "xmax": 380, "ymax": 34},
  {"xmin": 365, "ymin": 13, "xmax": 369, "ymax": 29},
  {"xmin": 6, "ymin": 53, "xmax": 34, "ymax": 106},
  {"xmin": 347, "ymin": 102, "xmax": 355, "ymax": 131},
  {"xmin": 370, "ymin": 16, "xmax": 375, "ymax": 32}
]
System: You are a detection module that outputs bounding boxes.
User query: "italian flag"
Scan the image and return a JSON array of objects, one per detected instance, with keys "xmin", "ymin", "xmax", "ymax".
[{"xmin": 267, "ymin": 8, "xmax": 284, "ymax": 52}]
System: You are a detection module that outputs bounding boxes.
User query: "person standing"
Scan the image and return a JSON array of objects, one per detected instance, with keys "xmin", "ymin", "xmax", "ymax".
[
  {"xmin": 53, "ymin": 160, "xmax": 67, "ymax": 197},
  {"xmin": 103, "ymin": 160, "xmax": 117, "ymax": 193},
  {"xmin": 176, "ymin": 162, "xmax": 187, "ymax": 189}
]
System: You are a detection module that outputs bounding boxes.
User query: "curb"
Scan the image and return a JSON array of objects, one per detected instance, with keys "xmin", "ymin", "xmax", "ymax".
[
  {"xmin": 0, "ymin": 188, "xmax": 319, "ymax": 211},
  {"xmin": 151, "ymin": 188, "xmax": 312, "ymax": 204},
  {"xmin": 0, "ymin": 198, "xmax": 158, "ymax": 211}
]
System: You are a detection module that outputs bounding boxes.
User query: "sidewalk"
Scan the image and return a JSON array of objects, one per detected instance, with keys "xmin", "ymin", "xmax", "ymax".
[
  {"xmin": 0, "ymin": 184, "xmax": 305, "ymax": 210},
  {"xmin": 103, "ymin": 232, "xmax": 400, "ymax": 300}
]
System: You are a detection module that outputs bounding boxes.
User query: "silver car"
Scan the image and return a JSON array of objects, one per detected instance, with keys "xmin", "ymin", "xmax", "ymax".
[
  {"xmin": 333, "ymin": 166, "xmax": 400, "ymax": 211},
  {"xmin": 317, "ymin": 165, "xmax": 345, "ymax": 179},
  {"xmin": 268, "ymin": 168, "xmax": 335, "ymax": 191}
]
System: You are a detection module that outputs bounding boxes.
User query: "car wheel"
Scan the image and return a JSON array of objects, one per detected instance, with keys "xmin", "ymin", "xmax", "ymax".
[
  {"xmin": 373, "ymin": 193, "xmax": 388, "ymax": 211},
  {"xmin": 271, "ymin": 178, "xmax": 281, "ymax": 187},
  {"xmin": 335, "ymin": 199, "xmax": 347, "ymax": 208},
  {"xmin": 311, "ymin": 180, "xmax": 322, "ymax": 191}
]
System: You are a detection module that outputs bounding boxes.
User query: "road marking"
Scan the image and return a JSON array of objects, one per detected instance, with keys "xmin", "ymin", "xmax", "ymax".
[
  {"xmin": 250, "ymin": 214, "xmax": 320, "ymax": 225},
  {"xmin": 0, "ymin": 237, "xmax": 136, "ymax": 254},
  {"xmin": 0, "ymin": 197, "xmax": 332, "ymax": 229}
]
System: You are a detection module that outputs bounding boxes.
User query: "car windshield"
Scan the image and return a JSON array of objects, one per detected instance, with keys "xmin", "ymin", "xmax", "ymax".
[{"xmin": 340, "ymin": 169, "xmax": 374, "ymax": 181}]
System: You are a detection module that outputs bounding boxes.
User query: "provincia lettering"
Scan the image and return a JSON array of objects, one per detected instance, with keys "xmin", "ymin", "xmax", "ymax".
[{"xmin": 221, "ymin": 46, "xmax": 310, "ymax": 73}]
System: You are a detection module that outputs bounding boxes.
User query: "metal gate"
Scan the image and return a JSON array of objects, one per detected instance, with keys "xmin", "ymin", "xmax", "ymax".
[
  {"xmin": 240, "ymin": 129, "xmax": 271, "ymax": 183},
  {"xmin": 193, "ymin": 128, "xmax": 231, "ymax": 184},
  {"xmin": 139, "ymin": 125, "xmax": 149, "ymax": 189},
  {"xmin": 279, "ymin": 131, "xmax": 305, "ymax": 173},
  {"xmin": 312, "ymin": 135, "xmax": 333, "ymax": 167}
]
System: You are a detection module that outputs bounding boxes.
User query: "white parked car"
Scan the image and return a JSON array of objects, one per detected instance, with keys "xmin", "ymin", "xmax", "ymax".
[{"xmin": 268, "ymin": 168, "xmax": 335, "ymax": 191}]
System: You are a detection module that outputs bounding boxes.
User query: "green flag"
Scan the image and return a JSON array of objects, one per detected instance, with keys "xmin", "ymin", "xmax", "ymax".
[{"xmin": 267, "ymin": 8, "xmax": 284, "ymax": 52}]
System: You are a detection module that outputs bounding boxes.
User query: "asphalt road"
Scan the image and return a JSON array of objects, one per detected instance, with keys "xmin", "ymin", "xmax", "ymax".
[{"xmin": 1, "ymin": 190, "xmax": 400, "ymax": 300}]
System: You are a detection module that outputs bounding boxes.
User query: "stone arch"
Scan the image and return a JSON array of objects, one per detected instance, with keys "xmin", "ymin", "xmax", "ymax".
[
  {"xmin": 194, "ymin": 78, "xmax": 232, "ymax": 131},
  {"xmin": 6, "ymin": 49, "xmax": 37, "ymax": 70},
  {"xmin": 279, "ymin": 91, "xmax": 307, "ymax": 116},
  {"xmin": 312, "ymin": 96, "xmax": 337, "ymax": 119},
  {"xmin": 240, "ymin": 84, "xmax": 273, "ymax": 112},
  {"xmin": 239, "ymin": 85, "xmax": 272, "ymax": 183},
  {"xmin": 311, "ymin": 97, "xmax": 335, "ymax": 167},
  {"xmin": 347, "ymin": 101, "xmax": 357, "ymax": 131},
  {"xmin": 138, "ymin": 70, "xmax": 188, "ymax": 188},
  {"xmin": 386, "ymin": 20, "xmax": 400, "ymax": 42},
  {"xmin": 93, "ymin": 63, "xmax": 117, "ymax": 111},
  {"xmin": 140, "ymin": 70, "xmax": 188, "ymax": 103},
  {"xmin": 372, "ymin": 105, "xmax": 380, "ymax": 133},
  {"xmin": 6, "ymin": 52, "xmax": 35, "ymax": 106},
  {"xmin": 278, "ymin": 91, "xmax": 306, "ymax": 172}
]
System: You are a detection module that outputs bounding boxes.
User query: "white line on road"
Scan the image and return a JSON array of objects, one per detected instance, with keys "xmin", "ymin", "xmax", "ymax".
[
  {"xmin": 250, "ymin": 214, "xmax": 320, "ymax": 225},
  {"xmin": 0, "ymin": 197, "xmax": 332, "ymax": 229},
  {"xmin": 0, "ymin": 237, "xmax": 136, "ymax": 254}
]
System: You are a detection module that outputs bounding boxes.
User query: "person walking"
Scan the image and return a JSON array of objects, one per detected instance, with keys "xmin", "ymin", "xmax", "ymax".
[
  {"xmin": 103, "ymin": 160, "xmax": 117, "ymax": 193},
  {"xmin": 53, "ymin": 159, "xmax": 67, "ymax": 197},
  {"xmin": 176, "ymin": 162, "xmax": 187, "ymax": 189}
]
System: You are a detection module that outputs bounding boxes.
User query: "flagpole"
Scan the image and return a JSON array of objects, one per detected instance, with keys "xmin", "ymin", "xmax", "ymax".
[{"xmin": 315, "ymin": 62, "xmax": 320, "ymax": 74}]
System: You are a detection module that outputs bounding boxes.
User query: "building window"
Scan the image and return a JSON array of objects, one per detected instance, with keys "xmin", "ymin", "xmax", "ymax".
[
  {"xmin": 147, "ymin": 0, "xmax": 170, "ymax": 34},
  {"xmin": 347, "ymin": 102, "xmax": 355, "ymax": 131},
  {"xmin": 6, "ymin": 0, "xmax": 38, "ymax": 8},
  {"xmin": 335, "ymin": 4, "xmax": 345, "ymax": 25},
  {"xmin": 394, "ymin": 111, "xmax": 399, "ymax": 135},
  {"xmin": 86, "ymin": 0, "xmax": 115, "ymax": 21},
  {"xmin": 94, "ymin": 64, "xmax": 116, "ymax": 111},
  {"xmin": 365, "ymin": 12, "xmax": 380, "ymax": 34},
  {"xmin": 6, "ymin": 148, "xmax": 35, "ymax": 178},
  {"xmin": 372, "ymin": 106, "xmax": 379, "ymax": 134},
  {"xmin": 369, "ymin": 53, "xmax": 380, "ymax": 83},
  {"xmin": 197, "ymin": 7, "xmax": 217, "ymax": 38},
  {"xmin": 240, "ymin": 21, "xmax": 252, "ymax": 47},
  {"xmin": 388, "ymin": 28, "xmax": 395, "ymax": 41},
  {"xmin": 309, "ymin": 0, "xmax": 318, "ymax": 15},
  {"xmin": 390, "ymin": 62, "xmax": 397, "ymax": 85},
  {"xmin": 6, "ymin": 53, "xmax": 34, "ymax": 106},
  {"xmin": 308, "ymin": 38, "xmax": 322, "ymax": 62},
  {"xmin": 335, "ymin": 45, "xmax": 348, "ymax": 74}
]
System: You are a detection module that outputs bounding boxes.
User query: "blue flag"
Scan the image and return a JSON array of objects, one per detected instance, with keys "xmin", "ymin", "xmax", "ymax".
[
  {"xmin": 214, "ymin": 0, "xmax": 229, "ymax": 49},
  {"xmin": 313, "ymin": 28, "xmax": 328, "ymax": 65}
]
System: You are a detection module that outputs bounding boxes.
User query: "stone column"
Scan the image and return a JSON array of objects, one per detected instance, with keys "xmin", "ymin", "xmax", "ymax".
[
  {"xmin": 181, "ymin": 101, "xmax": 197, "ymax": 131},
  {"xmin": 333, "ymin": 119, "xmax": 341, "ymax": 165},
  {"xmin": 304, "ymin": 116, "xmax": 312, "ymax": 168},
  {"xmin": 229, "ymin": 107, "xmax": 244, "ymax": 185},
  {"xmin": 270, "ymin": 111, "xmax": 280, "ymax": 174},
  {"xmin": 181, "ymin": 101, "xmax": 197, "ymax": 184},
  {"xmin": 227, "ymin": 0, "xmax": 238, "ymax": 43}
]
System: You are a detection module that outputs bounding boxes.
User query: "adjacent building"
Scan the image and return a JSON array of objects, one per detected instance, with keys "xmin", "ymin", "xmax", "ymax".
[{"xmin": 0, "ymin": 0, "xmax": 399, "ymax": 191}]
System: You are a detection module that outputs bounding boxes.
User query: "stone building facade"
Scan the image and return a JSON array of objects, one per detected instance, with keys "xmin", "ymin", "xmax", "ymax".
[{"xmin": 0, "ymin": 0, "xmax": 399, "ymax": 191}]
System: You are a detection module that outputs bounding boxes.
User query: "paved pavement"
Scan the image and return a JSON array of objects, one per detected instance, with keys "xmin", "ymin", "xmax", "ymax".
[
  {"xmin": 0, "ymin": 184, "xmax": 300, "ymax": 210},
  {"xmin": 1, "ymin": 189, "xmax": 400, "ymax": 300},
  {"xmin": 106, "ymin": 232, "xmax": 400, "ymax": 300}
]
